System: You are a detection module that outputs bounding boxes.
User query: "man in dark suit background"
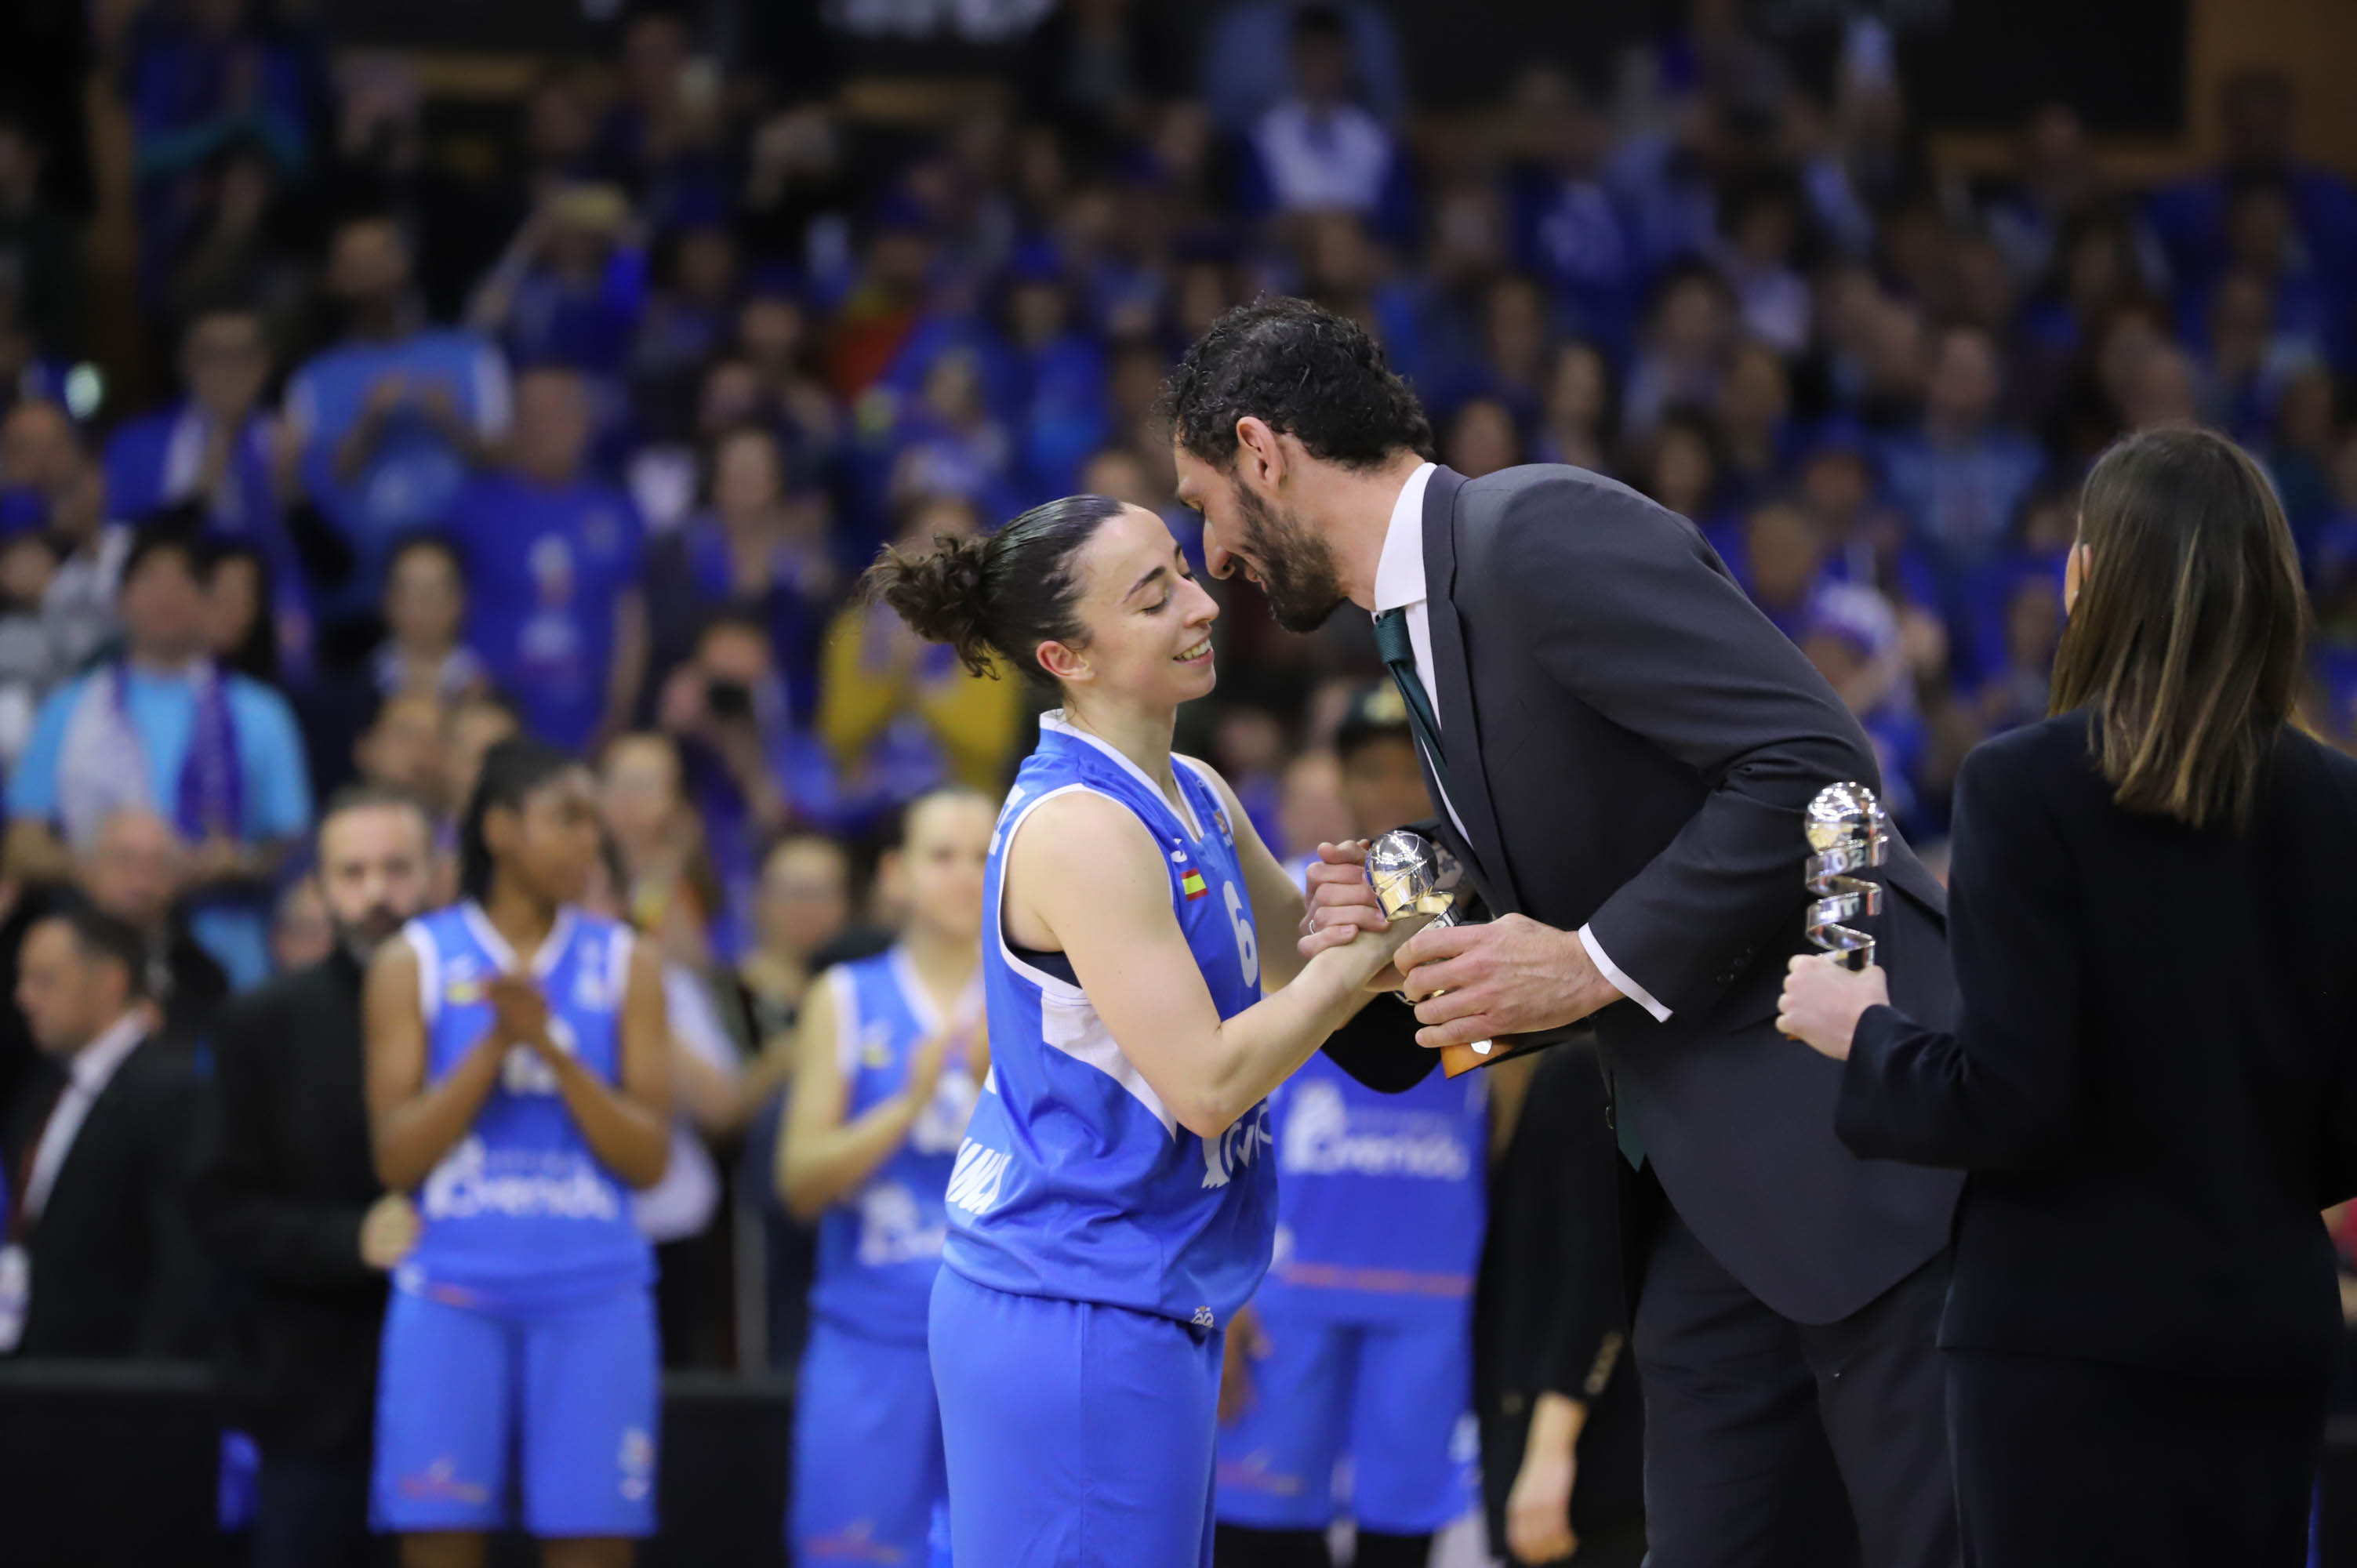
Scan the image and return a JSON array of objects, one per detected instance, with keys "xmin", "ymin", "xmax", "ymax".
[
  {"xmin": 1165, "ymin": 297, "xmax": 1961, "ymax": 1567},
  {"xmin": 0, "ymin": 897, "xmax": 207, "ymax": 1359},
  {"xmin": 191, "ymin": 782, "xmax": 439, "ymax": 1568}
]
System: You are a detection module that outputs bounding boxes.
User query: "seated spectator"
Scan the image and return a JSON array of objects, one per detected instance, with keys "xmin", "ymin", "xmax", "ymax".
[
  {"xmin": 449, "ymin": 365, "xmax": 648, "ymax": 755},
  {"xmin": 2199, "ymin": 267, "xmax": 2309, "ymax": 444},
  {"xmin": 1716, "ymin": 339, "xmax": 1796, "ymax": 504},
  {"xmin": 1796, "ymin": 426, "xmax": 1945, "ymax": 680},
  {"xmin": 1629, "ymin": 405, "xmax": 1733, "ymax": 541},
  {"xmin": 1237, "ymin": 4, "xmax": 1412, "ymax": 242},
  {"xmin": 283, "ymin": 216, "xmax": 510, "ymax": 623},
  {"xmin": 2, "ymin": 397, "xmax": 129, "ymax": 676},
  {"xmin": 1531, "ymin": 339, "xmax": 1618, "ymax": 474},
  {"xmin": 1443, "ymin": 397, "xmax": 1522, "ymax": 479},
  {"xmin": 372, "ymin": 532, "xmax": 486, "ymax": 703},
  {"xmin": 1796, "ymin": 583, "xmax": 1924, "ymax": 827},
  {"xmin": 269, "ymin": 874, "xmax": 332, "ymax": 974},
  {"xmin": 103, "ymin": 308, "xmax": 306, "ymax": 646},
  {"xmin": 1622, "ymin": 263, "xmax": 1734, "ymax": 439},
  {"xmin": 642, "ymin": 424, "xmax": 834, "ymax": 724},
  {"xmin": 1968, "ymin": 568, "xmax": 2065, "ymax": 739},
  {"xmin": 438, "ymin": 691, "xmax": 519, "ymax": 833},
  {"xmin": 632, "ymin": 223, "xmax": 743, "ymax": 437},
  {"xmin": 1728, "ymin": 499, "xmax": 1832, "ymax": 641},
  {"xmin": 1504, "ymin": 69, "xmax": 1643, "ymax": 362},
  {"xmin": 74, "ymin": 807, "xmax": 229, "ymax": 1042},
  {"xmin": 1879, "ymin": 323, "xmax": 2044, "ymax": 574},
  {"xmin": 1003, "ymin": 245, "xmax": 1111, "ymax": 502},
  {"xmin": 468, "ymin": 183, "xmax": 647, "ymax": 389},
  {"xmin": 1716, "ymin": 172, "xmax": 1812, "ymax": 355},
  {"xmin": 5, "ymin": 524, "xmax": 313, "ymax": 989},
  {"xmin": 202, "ymin": 539, "xmax": 278, "ymax": 685},
  {"xmin": 0, "ymin": 529, "xmax": 62, "ymax": 768},
  {"xmin": 598, "ymin": 730, "xmax": 721, "ymax": 973},
  {"xmin": 354, "ymin": 693, "xmax": 449, "ymax": 811},
  {"xmin": 819, "ymin": 499, "xmax": 1025, "ymax": 826},
  {"xmin": 877, "ymin": 348, "xmax": 1026, "ymax": 532},
  {"xmin": 736, "ymin": 833, "xmax": 854, "ymax": 1060},
  {"xmin": 2263, "ymin": 364, "xmax": 2337, "ymax": 556},
  {"xmin": 1273, "ymin": 746, "xmax": 1353, "ymax": 870},
  {"xmin": 0, "ymin": 897, "xmax": 209, "ymax": 1359}
]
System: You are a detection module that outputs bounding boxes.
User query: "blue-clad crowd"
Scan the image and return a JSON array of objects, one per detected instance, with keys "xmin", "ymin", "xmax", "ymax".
[{"xmin": 4, "ymin": 0, "xmax": 2357, "ymax": 1559}]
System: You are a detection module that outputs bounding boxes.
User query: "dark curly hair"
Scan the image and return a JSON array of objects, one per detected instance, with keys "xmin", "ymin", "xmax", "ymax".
[
  {"xmin": 860, "ymin": 494, "xmax": 1127, "ymax": 684},
  {"xmin": 1159, "ymin": 296, "xmax": 1433, "ymax": 470}
]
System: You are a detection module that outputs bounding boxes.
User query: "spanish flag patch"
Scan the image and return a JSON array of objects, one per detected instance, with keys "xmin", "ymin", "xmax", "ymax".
[{"xmin": 1180, "ymin": 867, "xmax": 1209, "ymax": 901}]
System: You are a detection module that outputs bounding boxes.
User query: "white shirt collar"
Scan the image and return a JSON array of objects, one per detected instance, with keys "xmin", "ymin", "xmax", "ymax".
[
  {"xmin": 1372, "ymin": 461, "xmax": 1438, "ymax": 614},
  {"xmin": 68, "ymin": 1010, "xmax": 150, "ymax": 1097}
]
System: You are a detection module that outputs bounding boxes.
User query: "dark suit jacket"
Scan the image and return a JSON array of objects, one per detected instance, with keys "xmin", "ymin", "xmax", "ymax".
[
  {"xmin": 1476, "ymin": 1043, "xmax": 1643, "ymax": 1555},
  {"xmin": 188, "ymin": 949, "xmax": 390, "ymax": 1454},
  {"xmin": 1841, "ymin": 713, "xmax": 2357, "ymax": 1381},
  {"xmin": 3, "ymin": 1026, "xmax": 209, "ymax": 1359},
  {"xmin": 1332, "ymin": 463, "xmax": 1961, "ymax": 1323}
]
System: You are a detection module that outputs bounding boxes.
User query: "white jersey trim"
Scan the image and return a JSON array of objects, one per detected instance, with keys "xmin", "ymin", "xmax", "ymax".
[
  {"xmin": 827, "ymin": 963, "xmax": 862, "ymax": 1078},
  {"xmin": 459, "ymin": 900, "xmax": 578, "ymax": 978},
  {"xmin": 995, "ymin": 779, "xmax": 1178, "ymax": 1139},
  {"xmin": 1039, "ymin": 710, "xmax": 1204, "ymax": 841},
  {"xmin": 404, "ymin": 920, "xmax": 441, "ymax": 1026}
]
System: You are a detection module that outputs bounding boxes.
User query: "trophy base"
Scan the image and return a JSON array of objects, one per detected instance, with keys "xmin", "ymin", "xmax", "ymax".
[{"xmin": 1441, "ymin": 1038, "xmax": 1516, "ymax": 1077}]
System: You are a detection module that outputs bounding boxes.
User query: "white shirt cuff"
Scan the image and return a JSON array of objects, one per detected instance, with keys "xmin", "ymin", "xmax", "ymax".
[{"xmin": 1579, "ymin": 924, "xmax": 1672, "ymax": 1023}]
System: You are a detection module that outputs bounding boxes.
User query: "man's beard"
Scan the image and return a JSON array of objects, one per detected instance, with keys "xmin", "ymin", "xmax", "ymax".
[
  {"xmin": 1232, "ymin": 482, "xmax": 1346, "ymax": 633},
  {"xmin": 334, "ymin": 904, "xmax": 406, "ymax": 964}
]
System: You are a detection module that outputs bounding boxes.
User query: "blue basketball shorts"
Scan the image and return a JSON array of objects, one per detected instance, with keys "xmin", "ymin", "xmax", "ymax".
[
  {"xmin": 791, "ymin": 1317, "xmax": 948, "ymax": 1562},
  {"xmin": 930, "ymin": 1268, "xmax": 1223, "ymax": 1567},
  {"xmin": 1214, "ymin": 1312, "xmax": 1472, "ymax": 1534},
  {"xmin": 371, "ymin": 1283, "xmax": 659, "ymax": 1538}
]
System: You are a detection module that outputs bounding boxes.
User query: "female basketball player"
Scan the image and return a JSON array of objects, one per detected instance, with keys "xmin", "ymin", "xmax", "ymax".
[
  {"xmin": 869, "ymin": 495, "xmax": 1425, "ymax": 1566},
  {"xmin": 777, "ymin": 786, "xmax": 995, "ymax": 1566},
  {"xmin": 365, "ymin": 736, "xmax": 670, "ymax": 1568}
]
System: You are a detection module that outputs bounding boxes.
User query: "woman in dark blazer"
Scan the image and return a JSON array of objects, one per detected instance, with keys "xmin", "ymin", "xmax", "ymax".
[{"xmin": 1778, "ymin": 425, "xmax": 2357, "ymax": 1567}]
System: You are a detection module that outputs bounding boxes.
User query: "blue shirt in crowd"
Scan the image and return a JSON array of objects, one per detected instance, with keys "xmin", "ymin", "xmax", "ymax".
[{"xmin": 449, "ymin": 472, "xmax": 645, "ymax": 754}]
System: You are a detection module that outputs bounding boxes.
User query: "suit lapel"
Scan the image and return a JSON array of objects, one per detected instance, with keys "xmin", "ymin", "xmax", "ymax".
[{"xmin": 1420, "ymin": 466, "xmax": 1525, "ymax": 915}]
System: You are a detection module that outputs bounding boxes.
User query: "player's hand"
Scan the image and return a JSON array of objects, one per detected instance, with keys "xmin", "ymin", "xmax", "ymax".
[
  {"xmin": 1774, "ymin": 953, "xmax": 1887, "ymax": 1061},
  {"xmin": 358, "ymin": 1192, "xmax": 420, "ymax": 1270},
  {"xmin": 487, "ymin": 972, "xmax": 554, "ymax": 1056},
  {"xmin": 1217, "ymin": 1302, "xmax": 1267, "ymax": 1425},
  {"xmin": 1298, "ymin": 840, "xmax": 1390, "ymax": 957},
  {"xmin": 904, "ymin": 1020, "xmax": 968, "ymax": 1109},
  {"xmin": 1396, "ymin": 915, "xmax": 1618, "ymax": 1050}
]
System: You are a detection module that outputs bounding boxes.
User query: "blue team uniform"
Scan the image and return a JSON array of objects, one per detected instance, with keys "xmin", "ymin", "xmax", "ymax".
[
  {"xmin": 372, "ymin": 903, "xmax": 659, "ymax": 1539},
  {"xmin": 1215, "ymin": 1057, "xmax": 1487, "ymax": 1534},
  {"xmin": 792, "ymin": 948, "xmax": 981, "ymax": 1563},
  {"xmin": 931, "ymin": 712, "xmax": 1273, "ymax": 1567}
]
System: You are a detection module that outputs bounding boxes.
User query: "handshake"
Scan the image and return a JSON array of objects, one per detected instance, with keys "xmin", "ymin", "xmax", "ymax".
[{"xmin": 1294, "ymin": 834, "xmax": 1623, "ymax": 1060}]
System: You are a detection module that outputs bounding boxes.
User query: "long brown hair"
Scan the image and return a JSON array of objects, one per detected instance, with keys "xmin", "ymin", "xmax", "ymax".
[{"xmin": 2047, "ymin": 426, "xmax": 2308, "ymax": 829}]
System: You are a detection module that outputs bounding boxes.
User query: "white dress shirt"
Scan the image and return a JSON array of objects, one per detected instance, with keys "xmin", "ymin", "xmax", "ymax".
[
  {"xmin": 1372, "ymin": 463, "xmax": 1672, "ymax": 1022},
  {"xmin": 20, "ymin": 1011, "xmax": 151, "ymax": 1225}
]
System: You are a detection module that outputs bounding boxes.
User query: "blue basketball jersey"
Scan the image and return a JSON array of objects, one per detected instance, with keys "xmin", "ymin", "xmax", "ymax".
[
  {"xmin": 1257, "ymin": 1054, "xmax": 1487, "ymax": 1326},
  {"xmin": 808, "ymin": 946, "xmax": 983, "ymax": 1345},
  {"xmin": 398, "ymin": 903, "xmax": 653, "ymax": 1312},
  {"xmin": 942, "ymin": 712, "xmax": 1273, "ymax": 1329}
]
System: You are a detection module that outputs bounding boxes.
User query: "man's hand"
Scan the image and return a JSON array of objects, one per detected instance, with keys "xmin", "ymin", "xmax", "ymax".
[
  {"xmin": 1774, "ymin": 953, "xmax": 1888, "ymax": 1061},
  {"xmin": 1505, "ymin": 1392, "xmax": 1585, "ymax": 1563},
  {"xmin": 359, "ymin": 1192, "xmax": 420, "ymax": 1271},
  {"xmin": 1395, "ymin": 915, "xmax": 1620, "ymax": 1050},
  {"xmin": 1217, "ymin": 1302, "xmax": 1267, "ymax": 1425}
]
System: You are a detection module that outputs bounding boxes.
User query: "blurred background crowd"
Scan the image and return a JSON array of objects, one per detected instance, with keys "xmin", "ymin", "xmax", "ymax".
[{"xmin": 3, "ymin": 0, "xmax": 2357, "ymax": 1557}]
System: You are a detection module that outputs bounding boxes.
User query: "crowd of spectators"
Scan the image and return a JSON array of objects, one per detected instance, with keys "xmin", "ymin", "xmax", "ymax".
[{"xmin": 3, "ymin": 0, "xmax": 2356, "ymax": 1385}]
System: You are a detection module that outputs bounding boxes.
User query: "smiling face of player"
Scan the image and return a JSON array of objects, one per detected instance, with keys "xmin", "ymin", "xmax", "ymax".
[{"xmin": 1036, "ymin": 503, "xmax": 1222, "ymax": 713}]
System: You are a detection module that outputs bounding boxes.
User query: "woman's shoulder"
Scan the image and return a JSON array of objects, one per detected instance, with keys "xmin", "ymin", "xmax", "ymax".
[{"xmin": 1955, "ymin": 711, "xmax": 2095, "ymax": 797}]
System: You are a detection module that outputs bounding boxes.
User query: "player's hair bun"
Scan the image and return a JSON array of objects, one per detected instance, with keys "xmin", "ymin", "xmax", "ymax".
[{"xmin": 864, "ymin": 532, "xmax": 1000, "ymax": 677}]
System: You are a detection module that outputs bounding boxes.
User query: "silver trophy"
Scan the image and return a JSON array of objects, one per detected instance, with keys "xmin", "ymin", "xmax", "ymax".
[
  {"xmin": 1804, "ymin": 782, "xmax": 1888, "ymax": 971},
  {"xmin": 1364, "ymin": 829, "xmax": 1495, "ymax": 1068}
]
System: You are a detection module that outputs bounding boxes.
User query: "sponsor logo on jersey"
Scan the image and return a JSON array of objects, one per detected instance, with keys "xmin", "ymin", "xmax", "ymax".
[
  {"xmin": 619, "ymin": 1426, "xmax": 655, "ymax": 1501},
  {"xmin": 1212, "ymin": 807, "xmax": 1233, "ymax": 844},
  {"xmin": 420, "ymin": 1135, "xmax": 623, "ymax": 1221},
  {"xmin": 1200, "ymin": 1101, "xmax": 1273, "ymax": 1189},
  {"xmin": 944, "ymin": 1139, "xmax": 1011, "ymax": 1216},
  {"xmin": 853, "ymin": 1179, "xmax": 949, "ymax": 1267}
]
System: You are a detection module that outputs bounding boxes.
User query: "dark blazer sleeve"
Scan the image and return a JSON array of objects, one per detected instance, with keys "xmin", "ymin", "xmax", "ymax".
[
  {"xmin": 133, "ymin": 1056, "xmax": 212, "ymax": 1358},
  {"xmin": 1529, "ymin": 1048, "xmax": 1628, "ymax": 1407},
  {"xmin": 1836, "ymin": 741, "xmax": 2086, "ymax": 1171},
  {"xmin": 1494, "ymin": 477, "xmax": 1884, "ymax": 1017},
  {"xmin": 189, "ymin": 993, "xmax": 374, "ymax": 1294}
]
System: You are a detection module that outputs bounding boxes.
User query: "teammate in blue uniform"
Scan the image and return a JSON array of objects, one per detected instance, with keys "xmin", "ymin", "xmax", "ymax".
[
  {"xmin": 866, "ymin": 494, "xmax": 1425, "ymax": 1567},
  {"xmin": 1215, "ymin": 685, "xmax": 1489, "ymax": 1568},
  {"xmin": 364, "ymin": 737, "xmax": 671, "ymax": 1568},
  {"xmin": 777, "ymin": 786, "xmax": 995, "ymax": 1565}
]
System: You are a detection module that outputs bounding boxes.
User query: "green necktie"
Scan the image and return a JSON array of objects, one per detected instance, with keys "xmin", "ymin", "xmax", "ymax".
[{"xmin": 1372, "ymin": 608, "xmax": 1454, "ymax": 803}]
